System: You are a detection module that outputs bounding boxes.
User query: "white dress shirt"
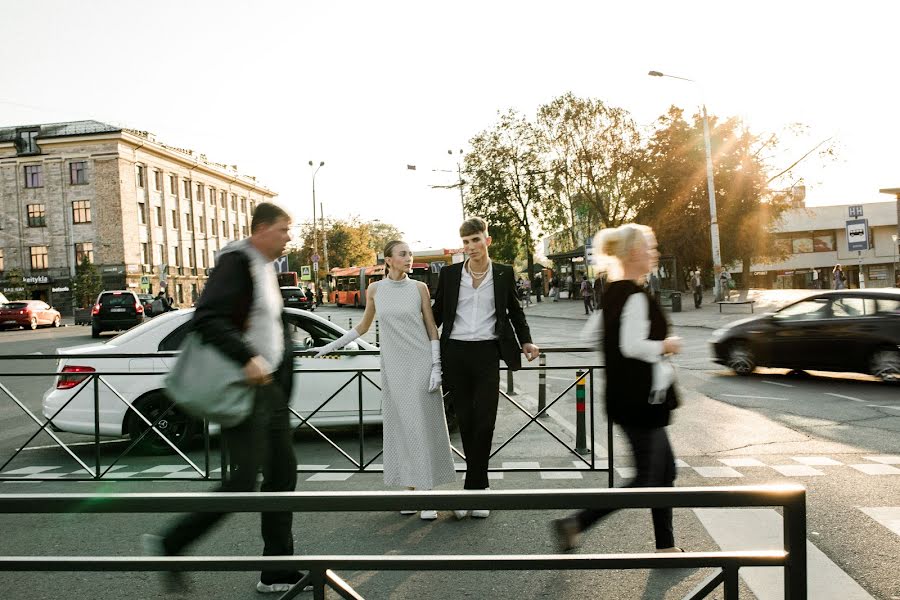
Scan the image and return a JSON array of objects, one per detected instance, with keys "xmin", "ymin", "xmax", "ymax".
[
  {"xmin": 619, "ymin": 293, "xmax": 674, "ymax": 396},
  {"xmin": 449, "ymin": 263, "xmax": 498, "ymax": 341}
]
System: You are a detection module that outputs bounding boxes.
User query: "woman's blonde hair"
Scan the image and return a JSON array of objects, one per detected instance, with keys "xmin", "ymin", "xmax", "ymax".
[
  {"xmin": 383, "ymin": 240, "xmax": 407, "ymax": 274},
  {"xmin": 592, "ymin": 223, "xmax": 654, "ymax": 281}
]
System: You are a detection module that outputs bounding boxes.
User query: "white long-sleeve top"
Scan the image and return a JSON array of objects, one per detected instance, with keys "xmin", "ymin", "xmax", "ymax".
[{"xmin": 619, "ymin": 293, "xmax": 674, "ymax": 394}]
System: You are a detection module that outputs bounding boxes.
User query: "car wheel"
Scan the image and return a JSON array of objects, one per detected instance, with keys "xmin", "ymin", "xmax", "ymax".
[
  {"xmin": 127, "ymin": 391, "xmax": 196, "ymax": 455},
  {"xmin": 53, "ymin": 316, "xmax": 61, "ymax": 328},
  {"xmin": 30, "ymin": 317, "xmax": 38, "ymax": 330},
  {"xmin": 727, "ymin": 342, "xmax": 756, "ymax": 375},
  {"xmin": 870, "ymin": 349, "xmax": 900, "ymax": 383}
]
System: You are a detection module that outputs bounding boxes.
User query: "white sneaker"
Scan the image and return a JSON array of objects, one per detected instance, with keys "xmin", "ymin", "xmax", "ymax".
[
  {"xmin": 453, "ymin": 509, "xmax": 469, "ymax": 520},
  {"xmin": 471, "ymin": 509, "xmax": 490, "ymax": 519},
  {"xmin": 256, "ymin": 581, "xmax": 314, "ymax": 593},
  {"xmin": 400, "ymin": 510, "xmax": 416, "ymax": 515},
  {"xmin": 420, "ymin": 510, "xmax": 438, "ymax": 520}
]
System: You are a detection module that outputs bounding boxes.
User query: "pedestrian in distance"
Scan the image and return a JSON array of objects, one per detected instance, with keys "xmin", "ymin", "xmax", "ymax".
[
  {"xmin": 691, "ymin": 269, "xmax": 703, "ymax": 308},
  {"xmin": 142, "ymin": 202, "xmax": 308, "ymax": 595},
  {"xmin": 150, "ymin": 290, "xmax": 167, "ymax": 317},
  {"xmin": 553, "ymin": 223, "xmax": 683, "ymax": 554},
  {"xmin": 833, "ymin": 264, "xmax": 846, "ymax": 289},
  {"xmin": 580, "ymin": 275, "xmax": 594, "ymax": 314},
  {"xmin": 432, "ymin": 217, "xmax": 540, "ymax": 518},
  {"xmin": 550, "ymin": 275, "xmax": 560, "ymax": 302},
  {"xmin": 533, "ymin": 272, "xmax": 543, "ymax": 303},
  {"xmin": 315, "ymin": 240, "xmax": 455, "ymax": 520},
  {"xmin": 648, "ymin": 270, "xmax": 661, "ymax": 305},
  {"xmin": 566, "ymin": 273, "xmax": 575, "ymax": 300},
  {"xmin": 521, "ymin": 277, "xmax": 533, "ymax": 307},
  {"xmin": 315, "ymin": 286, "xmax": 324, "ymax": 306}
]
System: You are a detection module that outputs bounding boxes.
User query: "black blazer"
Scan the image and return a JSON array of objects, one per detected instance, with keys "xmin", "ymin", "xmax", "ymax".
[{"xmin": 432, "ymin": 262, "xmax": 533, "ymax": 371}]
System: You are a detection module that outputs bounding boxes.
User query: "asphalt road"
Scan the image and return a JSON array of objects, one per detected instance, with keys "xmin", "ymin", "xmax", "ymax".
[{"xmin": 0, "ymin": 309, "xmax": 898, "ymax": 600}]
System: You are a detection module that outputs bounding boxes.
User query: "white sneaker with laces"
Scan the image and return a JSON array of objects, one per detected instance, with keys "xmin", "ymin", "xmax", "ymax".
[
  {"xmin": 471, "ymin": 509, "xmax": 490, "ymax": 519},
  {"xmin": 419, "ymin": 510, "xmax": 438, "ymax": 520}
]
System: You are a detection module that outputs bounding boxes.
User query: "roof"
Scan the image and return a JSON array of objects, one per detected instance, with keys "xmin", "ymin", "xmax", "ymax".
[
  {"xmin": 0, "ymin": 120, "xmax": 121, "ymax": 143},
  {"xmin": 773, "ymin": 201, "xmax": 897, "ymax": 232}
]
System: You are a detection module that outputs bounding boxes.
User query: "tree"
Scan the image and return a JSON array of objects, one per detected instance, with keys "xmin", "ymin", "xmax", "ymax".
[
  {"xmin": 71, "ymin": 257, "xmax": 102, "ymax": 308},
  {"xmin": 3, "ymin": 268, "xmax": 30, "ymax": 301},
  {"xmin": 463, "ymin": 109, "xmax": 553, "ymax": 277},
  {"xmin": 537, "ymin": 93, "xmax": 646, "ymax": 248},
  {"xmin": 366, "ymin": 221, "xmax": 404, "ymax": 256},
  {"xmin": 288, "ymin": 217, "xmax": 380, "ymax": 280}
]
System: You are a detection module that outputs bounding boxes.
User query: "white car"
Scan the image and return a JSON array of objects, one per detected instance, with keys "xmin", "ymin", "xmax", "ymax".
[{"xmin": 42, "ymin": 308, "xmax": 383, "ymax": 454}]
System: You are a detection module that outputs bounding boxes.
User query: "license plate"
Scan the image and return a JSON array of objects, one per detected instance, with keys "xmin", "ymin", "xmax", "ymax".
[
  {"xmin": 110, "ymin": 307, "xmax": 126, "ymax": 313},
  {"xmin": 3, "ymin": 320, "xmax": 16, "ymax": 324},
  {"xmin": 289, "ymin": 297, "xmax": 299, "ymax": 301}
]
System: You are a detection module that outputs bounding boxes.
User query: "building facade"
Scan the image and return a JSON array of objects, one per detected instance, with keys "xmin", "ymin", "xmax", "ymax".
[
  {"xmin": 0, "ymin": 121, "xmax": 276, "ymax": 313},
  {"xmin": 734, "ymin": 200, "xmax": 899, "ymax": 289}
]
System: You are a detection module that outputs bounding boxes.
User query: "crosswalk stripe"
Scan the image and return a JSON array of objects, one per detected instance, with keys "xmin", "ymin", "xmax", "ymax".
[
  {"xmin": 694, "ymin": 508, "xmax": 876, "ymax": 599},
  {"xmin": 858, "ymin": 507, "xmax": 900, "ymax": 537}
]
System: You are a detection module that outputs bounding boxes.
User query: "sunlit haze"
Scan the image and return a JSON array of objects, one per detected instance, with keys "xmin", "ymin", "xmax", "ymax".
[{"xmin": 3, "ymin": 0, "xmax": 897, "ymax": 250}]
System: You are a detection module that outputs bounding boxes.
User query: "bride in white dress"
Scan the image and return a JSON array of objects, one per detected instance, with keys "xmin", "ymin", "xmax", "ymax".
[{"xmin": 315, "ymin": 241, "xmax": 456, "ymax": 520}]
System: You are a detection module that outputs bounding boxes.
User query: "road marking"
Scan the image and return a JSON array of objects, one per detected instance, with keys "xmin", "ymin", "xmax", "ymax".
[
  {"xmin": 22, "ymin": 439, "xmax": 126, "ymax": 451},
  {"xmin": 540, "ymin": 471, "xmax": 583, "ymax": 480},
  {"xmin": 771, "ymin": 464, "xmax": 825, "ymax": 477},
  {"xmin": 693, "ymin": 466, "xmax": 743, "ymax": 478},
  {"xmin": 721, "ymin": 394, "xmax": 787, "ymax": 400},
  {"xmin": 825, "ymin": 392, "xmax": 866, "ymax": 403},
  {"xmin": 501, "ymin": 461, "xmax": 540, "ymax": 469},
  {"xmin": 510, "ymin": 390, "xmax": 608, "ymax": 457},
  {"xmin": 863, "ymin": 455, "xmax": 900, "ymax": 464},
  {"xmin": 615, "ymin": 466, "xmax": 636, "ymax": 478},
  {"xmin": 762, "ymin": 380, "xmax": 794, "ymax": 388},
  {"xmin": 719, "ymin": 457, "xmax": 767, "ymax": 467},
  {"xmin": 866, "ymin": 404, "xmax": 900, "ymax": 410},
  {"xmin": 695, "ymin": 508, "xmax": 876, "ymax": 599},
  {"xmin": 791, "ymin": 456, "xmax": 843, "ymax": 466},
  {"xmin": 2, "ymin": 466, "xmax": 60, "ymax": 475},
  {"xmin": 858, "ymin": 507, "xmax": 900, "ymax": 537},
  {"xmin": 306, "ymin": 472, "xmax": 354, "ymax": 482},
  {"xmin": 141, "ymin": 465, "xmax": 190, "ymax": 473},
  {"xmin": 850, "ymin": 463, "xmax": 900, "ymax": 475}
]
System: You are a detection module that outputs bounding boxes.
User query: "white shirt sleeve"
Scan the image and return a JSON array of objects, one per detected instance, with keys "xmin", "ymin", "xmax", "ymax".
[{"xmin": 619, "ymin": 293, "xmax": 664, "ymax": 363}]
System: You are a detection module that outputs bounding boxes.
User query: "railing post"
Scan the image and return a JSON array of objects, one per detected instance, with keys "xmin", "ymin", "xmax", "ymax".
[
  {"xmin": 506, "ymin": 369, "xmax": 515, "ymax": 396},
  {"xmin": 375, "ymin": 320, "xmax": 380, "ymax": 345},
  {"xmin": 575, "ymin": 370, "xmax": 589, "ymax": 455},
  {"xmin": 784, "ymin": 487, "xmax": 808, "ymax": 600},
  {"xmin": 327, "ymin": 314, "xmax": 332, "ymax": 321},
  {"xmin": 537, "ymin": 353, "xmax": 547, "ymax": 417},
  {"xmin": 93, "ymin": 374, "xmax": 101, "ymax": 479},
  {"xmin": 311, "ymin": 569, "xmax": 327, "ymax": 600},
  {"xmin": 348, "ymin": 317, "xmax": 353, "ymax": 330},
  {"xmin": 358, "ymin": 372, "xmax": 365, "ymax": 471},
  {"xmin": 723, "ymin": 565, "xmax": 740, "ymax": 599}
]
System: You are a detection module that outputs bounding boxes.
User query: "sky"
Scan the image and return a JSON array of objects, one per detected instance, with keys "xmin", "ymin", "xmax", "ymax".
[{"xmin": 3, "ymin": 0, "xmax": 898, "ymax": 252}]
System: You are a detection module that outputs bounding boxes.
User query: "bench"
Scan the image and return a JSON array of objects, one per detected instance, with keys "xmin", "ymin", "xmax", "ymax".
[{"xmin": 716, "ymin": 300, "xmax": 756, "ymax": 313}]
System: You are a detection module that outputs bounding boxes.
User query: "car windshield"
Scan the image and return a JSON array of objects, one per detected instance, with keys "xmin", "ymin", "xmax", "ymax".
[
  {"xmin": 773, "ymin": 298, "xmax": 829, "ymax": 320},
  {"xmin": 1, "ymin": 303, "xmax": 29, "ymax": 310},
  {"xmin": 100, "ymin": 293, "xmax": 134, "ymax": 307},
  {"xmin": 104, "ymin": 310, "xmax": 188, "ymax": 347},
  {"xmin": 281, "ymin": 288, "xmax": 304, "ymax": 298}
]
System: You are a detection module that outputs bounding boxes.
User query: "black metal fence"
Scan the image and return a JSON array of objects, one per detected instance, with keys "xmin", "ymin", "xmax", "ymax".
[{"xmin": 0, "ymin": 485, "xmax": 807, "ymax": 600}]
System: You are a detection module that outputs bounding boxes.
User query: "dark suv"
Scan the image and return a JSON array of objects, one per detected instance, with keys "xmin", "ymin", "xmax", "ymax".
[
  {"xmin": 91, "ymin": 290, "xmax": 145, "ymax": 338},
  {"xmin": 280, "ymin": 286, "xmax": 315, "ymax": 311}
]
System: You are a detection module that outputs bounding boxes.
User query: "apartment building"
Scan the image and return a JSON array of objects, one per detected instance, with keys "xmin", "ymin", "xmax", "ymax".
[{"xmin": 0, "ymin": 120, "xmax": 276, "ymax": 312}]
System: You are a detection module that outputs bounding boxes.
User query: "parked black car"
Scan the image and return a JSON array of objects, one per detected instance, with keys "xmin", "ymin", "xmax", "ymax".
[
  {"xmin": 710, "ymin": 289, "xmax": 900, "ymax": 381},
  {"xmin": 280, "ymin": 286, "xmax": 315, "ymax": 311},
  {"xmin": 91, "ymin": 290, "xmax": 145, "ymax": 338}
]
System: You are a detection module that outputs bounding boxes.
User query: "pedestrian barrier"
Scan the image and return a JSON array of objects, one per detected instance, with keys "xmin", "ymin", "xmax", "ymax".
[
  {"xmin": 0, "ymin": 485, "xmax": 808, "ymax": 599},
  {"xmin": 0, "ymin": 349, "xmax": 610, "ymax": 484}
]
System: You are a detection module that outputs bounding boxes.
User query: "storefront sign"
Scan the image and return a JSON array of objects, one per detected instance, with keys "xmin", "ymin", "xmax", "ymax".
[
  {"xmin": 51, "ymin": 286, "xmax": 70, "ymax": 293},
  {"xmin": 24, "ymin": 276, "xmax": 50, "ymax": 284}
]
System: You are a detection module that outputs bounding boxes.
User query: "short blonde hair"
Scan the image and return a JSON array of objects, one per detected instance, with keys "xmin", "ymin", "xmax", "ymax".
[
  {"xmin": 459, "ymin": 217, "xmax": 488, "ymax": 238},
  {"xmin": 593, "ymin": 223, "xmax": 655, "ymax": 280}
]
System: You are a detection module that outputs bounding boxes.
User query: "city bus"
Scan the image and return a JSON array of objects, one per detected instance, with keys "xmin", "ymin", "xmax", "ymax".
[
  {"xmin": 329, "ymin": 263, "xmax": 435, "ymax": 307},
  {"xmin": 277, "ymin": 271, "xmax": 299, "ymax": 287}
]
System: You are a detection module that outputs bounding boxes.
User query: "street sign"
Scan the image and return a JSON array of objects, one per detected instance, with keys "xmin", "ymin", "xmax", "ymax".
[
  {"xmin": 312, "ymin": 261, "xmax": 319, "ymax": 274},
  {"xmin": 140, "ymin": 275, "xmax": 150, "ymax": 293},
  {"xmin": 846, "ymin": 219, "xmax": 869, "ymax": 252},
  {"xmin": 848, "ymin": 205, "xmax": 864, "ymax": 218},
  {"xmin": 274, "ymin": 255, "xmax": 289, "ymax": 273},
  {"xmin": 300, "ymin": 265, "xmax": 312, "ymax": 281},
  {"xmin": 312, "ymin": 254, "xmax": 320, "ymax": 263}
]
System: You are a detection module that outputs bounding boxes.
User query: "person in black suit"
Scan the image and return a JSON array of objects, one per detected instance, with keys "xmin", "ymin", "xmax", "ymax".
[{"xmin": 432, "ymin": 217, "xmax": 540, "ymax": 519}]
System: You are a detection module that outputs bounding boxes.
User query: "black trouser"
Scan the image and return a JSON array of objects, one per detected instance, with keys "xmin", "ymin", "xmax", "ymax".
[
  {"xmin": 442, "ymin": 339, "xmax": 501, "ymax": 490},
  {"xmin": 161, "ymin": 381, "xmax": 298, "ymax": 584},
  {"xmin": 693, "ymin": 287, "xmax": 702, "ymax": 308},
  {"xmin": 574, "ymin": 425, "xmax": 676, "ymax": 549},
  {"xmin": 583, "ymin": 295, "xmax": 593, "ymax": 314}
]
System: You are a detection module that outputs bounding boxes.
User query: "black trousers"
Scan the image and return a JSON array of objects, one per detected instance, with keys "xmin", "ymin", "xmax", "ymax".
[
  {"xmin": 161, "ymin": 381, "xmax": 299, "ymax": 584},
  {"xmin": 693, "ymin": 287, "xmax": 702, "ymax": 307},
  {"xmin": 442, "ymin": 339, "xmax": 501, "ymax": 490},
  {"xmin": 574, "ymin": 425, "xmax": 676, "ymax": 549}
]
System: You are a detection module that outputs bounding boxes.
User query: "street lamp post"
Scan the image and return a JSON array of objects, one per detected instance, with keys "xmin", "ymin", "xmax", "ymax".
[
  {"xmin": 649, "ymin": 70, "xmax": 724, "ymax": 302},
  {"xmin": 449, "ymin": 149, "xmax": 465, "ymax": 220},
  {"xmin": 893, "ymin": 233, "xmax": 898, "ymax": 286},
  {"xmin": 308, "ymin": 160, "xmax": 325, "ymax": 291}
]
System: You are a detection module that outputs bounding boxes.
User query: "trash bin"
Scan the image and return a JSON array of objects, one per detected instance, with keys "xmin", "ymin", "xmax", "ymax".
[{"xmin": 669, "ymin": 291, "xmax": 682, "ymax": 313}]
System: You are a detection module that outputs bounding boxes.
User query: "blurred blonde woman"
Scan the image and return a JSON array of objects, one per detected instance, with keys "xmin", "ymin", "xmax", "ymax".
[
  {"xmin": 315, "ymin": 241, "xmax": 455, "ymax": 520},
  {"xmin": 553, "ymin": 223, "xmax": 683, "ymax": 553}
]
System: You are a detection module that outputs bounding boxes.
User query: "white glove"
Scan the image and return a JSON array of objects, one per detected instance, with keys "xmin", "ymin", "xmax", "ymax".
[
  {"xmin": 313, "ymin": 327, "xmax": 361, "ymax": 357},
  {"xmin": 428, "ymin": 340, "xmax": 442, "ymax": 392}
]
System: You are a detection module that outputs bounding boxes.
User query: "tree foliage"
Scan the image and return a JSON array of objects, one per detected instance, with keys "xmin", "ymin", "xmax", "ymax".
[
  {"xmin": 71, "ymin": 257, "xmax": 102, "ymax": 308},
  {"xmin": 289, "ymin": 217, "xmax": 397, "ymax": 279},
  {"xmin": 3, "ymin": 268, "xmax": 31, "ymax": 301}
]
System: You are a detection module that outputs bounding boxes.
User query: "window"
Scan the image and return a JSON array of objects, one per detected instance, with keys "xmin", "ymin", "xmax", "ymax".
[
  {"xmin": 74, "ymin": 242, "xmax": 93, "ymax": 264},
  {"xmin": 137, "ymin": 202, "xmax": 146, "ymax": 225},
  {"xmin": 157, "ymin": 244, "xmax": 164, "ymax": 265},
  {"xmin": 240, "ymin": 197, "xmax": 247, "ymax": 212},
  {"xmin": 208, "ymin": 187, "xmax": 215, "ymax": 205},
  {"xmin": 30, "ymin": 246, "xmax": 49, "ymax": 270},
  {"xmin": 813, "ymin": 232, "xmax": 835, "ymax": 252},
  {"xmin": 27, "ymin": 204, "xmax": 46, "ymax": 227},
  {"xmin": 231, "ymin": 194, "xmax": 237, "ymax": 210},
  {"xmin": 154, "ymin": 170, "xmax": 163, "ymax": 191},
  {"xmin": 136, "ymin": 165, "xmax": 145, "ymax": 187},
  {"xmin": 169, "ymin": 175, "xmax": 177, "ymax": 194},
  {"xmin": 155, "ymin": 206, "xmax": 162, "ymax": 227},
  {"xmin": 791, "ymin": 236, "xmax": 813, "ymax": 254},
  {"xmin": 831, "ymin": 297, "xmax": 872, "ymax": 318},
  {"xmin": 183, "ymin": 180, "xmax": 192, "ymax": 199},
  {"xmin": 242, "ymin": 225, "xmax": 249, "ymax": 237},
  {"xmin": 220, "ymin": 191, "xmax": 226, "ymax": 207},
  {"xmin": 196, "ymin": 183, "xmax": 203, "ymax": 202},
  {"xmin": 176, "ymin": 283, "xmax": 184, "ymax": 305},
  {"xmin": 141, "ymin": 242, "xmax": 150, "ymax": 264},
  {"xmin": 24, "ymin": 165, "xmax": 43, "ymax": 188},
  {"xmin": 159, "ymin": 321, "xmax": 192, "ymax": 351},
  {"xmin": 221, "ymin": 220, "xmax": 227, "ymax": 238},
  {"xmin": 249, "ymin": 201, "xmax": 255, "ymax": 215},
  {"xmin": 201, "ymin": 252, "xmax": 207, "ymax": 269},
  {"xmin": 774, "ymin": 298, "xmax": 829, "ymax": 321},
  {"xmin": 16, "ymin": 129, "xmax": 39, "ymax": 155},
  {"xmin": 171, "ymin": 246, "xmax": 180, "ymax": 267},
  {"xmin": 210, "ymin": 218, "xmax": 217, "ymax": 236},
  {"xmin": 72, "ymin": 200, "xmax": 91, "ymax": 224},
  {"xmin": 199, "ymin": 216, "xmax": 205, "ymax": 234},
  {"xmin": 70, "ymin": 161, "xmax": 87, "ymax": 185},
  {"xmin": 0, "ymin": 249, "xmax": 4, "ymax": 272},
  {"xmin": 171, "ymin": 209, "xmax": 179, "ymax": 229},
  {"xmin": 185, "ymin": 212, "xmax": 192, "ymax": 231},
  {"xmin": 187, "ymin": 248, "xmax": 195, "ymax": 268},
  {"xmin": 233, "ymin": 224, "xmax": 239, "ymax": 239}
]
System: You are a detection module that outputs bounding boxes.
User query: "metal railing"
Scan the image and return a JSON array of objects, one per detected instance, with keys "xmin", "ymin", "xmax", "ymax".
[
  {"xmin": 0, "ymin": 348, "xmax": 611, "ymax": 483},
  {"xmin": 0, "ymin": 485, "xmax": 807, "ymax": 599}
]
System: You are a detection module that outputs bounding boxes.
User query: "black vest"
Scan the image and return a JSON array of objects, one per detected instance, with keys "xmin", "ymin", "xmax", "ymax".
[{"xmin": 601, "ymin": 280, "xmax": 672, "ymax": 428}]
